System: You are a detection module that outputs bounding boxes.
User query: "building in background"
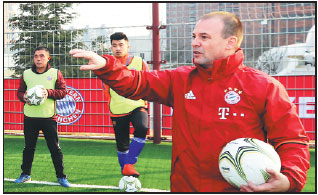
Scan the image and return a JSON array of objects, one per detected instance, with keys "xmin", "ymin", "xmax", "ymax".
[
  {"xmin": 129, "ymin": 35, "xmax": 153, "ymax": 64},
  {"xmin": 164, "ymin": 2, "xmax": 315, "ymax": 74},
  {"xmin": 4, "ymin": 3, "xmax": 18, "ymax": 78}
]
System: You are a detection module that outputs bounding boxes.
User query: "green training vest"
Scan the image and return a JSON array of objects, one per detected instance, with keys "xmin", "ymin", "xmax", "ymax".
[
  {"xmin": 23, "ymin": 68, "xmax": 58, "ymax": 118},
  {"xmin": 109, "ymin": 56, "xmax": 146, "ymax": 115}
]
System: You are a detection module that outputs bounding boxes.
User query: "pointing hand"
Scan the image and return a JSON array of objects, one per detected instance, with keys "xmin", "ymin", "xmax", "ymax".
[{"xmin": 69, "ymin": 49, "xmax": 107, "ymax": 71}]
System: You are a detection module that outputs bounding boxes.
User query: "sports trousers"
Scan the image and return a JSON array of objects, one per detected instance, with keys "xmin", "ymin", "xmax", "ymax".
[
  {"xmin": 111, "ymin": 107, "xmax": 149, "ymax": 152},
  {"xmin": 21, "ymin": 117, "xmax": 66, "ymax": 178}
]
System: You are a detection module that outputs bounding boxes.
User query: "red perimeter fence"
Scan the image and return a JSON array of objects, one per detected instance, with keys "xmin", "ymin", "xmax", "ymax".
[{"xmin": 4, "ymin": 75, "xmax": 316, "ymax": 140}]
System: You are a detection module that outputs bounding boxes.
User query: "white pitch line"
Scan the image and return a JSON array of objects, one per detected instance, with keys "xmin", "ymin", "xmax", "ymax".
[{"xmin": 4, "ymin": 178, "xmax": 169, "ymax": 192}]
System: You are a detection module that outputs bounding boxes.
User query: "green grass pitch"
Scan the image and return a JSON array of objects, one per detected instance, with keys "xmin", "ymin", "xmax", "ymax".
[
  {"xmin": 3, "ymin": 135, "xmax": 316, "ymax": 192},
  {"xmin": 4, "ymin": 135, "xmax": 172, "ymax": 192}
]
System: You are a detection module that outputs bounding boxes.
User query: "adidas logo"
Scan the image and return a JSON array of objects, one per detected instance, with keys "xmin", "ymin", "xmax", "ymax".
[{"xmin": 185, "ymin": 90, "xmax": 196, "ymax": 99}]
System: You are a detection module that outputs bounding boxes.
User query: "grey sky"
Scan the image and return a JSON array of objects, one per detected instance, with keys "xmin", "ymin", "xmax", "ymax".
[{"xmin": 70, "ymin": 3, "xmax": 166, "ymax": 29}]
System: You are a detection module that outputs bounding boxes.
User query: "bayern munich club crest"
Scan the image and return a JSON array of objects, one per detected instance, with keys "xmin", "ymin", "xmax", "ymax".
[
  {"xmin": 56, "ymin": 86, "xmax": 85, "ymax": 125},
  {"xmin": 224, "ymin": 87, "xmax": 242, "ymax": 105}
]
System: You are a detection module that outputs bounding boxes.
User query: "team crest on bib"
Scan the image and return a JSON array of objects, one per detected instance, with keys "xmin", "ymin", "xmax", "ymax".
[
  {"xmin": 224, "ymin": 87, "xmax": 242, "ymax": 105},
  {"xmin": 56, "ymin": 86, "xmax": 85, "ymax": 125}
]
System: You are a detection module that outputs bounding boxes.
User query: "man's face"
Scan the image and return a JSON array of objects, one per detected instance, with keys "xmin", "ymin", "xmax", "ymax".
[
  {"xmin": 111, "ymin": 39, "xmax": 130, "ymax": 58},
  {"xmin": 34, "ymin": 50, "xmax": 50, "ymax": 68},
  {"xmin": 191, "ymin": 17, "xmax": 229, "ymax": 68}
]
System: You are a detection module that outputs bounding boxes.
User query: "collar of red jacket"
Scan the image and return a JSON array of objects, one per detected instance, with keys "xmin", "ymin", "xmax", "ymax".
[{"xmin": 194, "ymin": 48, "xmax": 245, "ymax": 80}]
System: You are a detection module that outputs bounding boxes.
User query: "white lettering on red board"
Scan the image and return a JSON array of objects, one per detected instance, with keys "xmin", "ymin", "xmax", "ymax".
[{"xmin": 290, "ymin": 97, "xmax": 315, "ymax": 119}]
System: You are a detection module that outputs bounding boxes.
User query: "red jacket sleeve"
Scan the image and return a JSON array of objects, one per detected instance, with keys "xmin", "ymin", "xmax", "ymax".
[
  {"xmin": 100, "ymin": 81, "xmax": 110, "ymax": 101},
  {"xmin": 47, "ymin": 70, "xmax": 67, "ymax": 100},
  {"xmin": 17, "ymin": 75, "xmax": 27, "ymax": 103},
  {"xmin": 263, "ymin": 79, "xmax": 310, "ymax": 192},
  {"xmin": 142, "ymin": 60, "xmax": 149, "ymax": 71},
  {"xmin": 94, "ymin": 54, "xmax": 173, "ymax": 106}
]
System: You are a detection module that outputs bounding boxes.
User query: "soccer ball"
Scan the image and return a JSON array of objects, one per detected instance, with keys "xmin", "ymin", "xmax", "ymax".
[
  {"xmin": 218, "ymin": 138, "xmax": 281, "ymax": 188},
  {"xmin": 118, "ymin": 176, "xmax": 141, "ymax": 192},
  {"xmin": 27, "ymin": 85, "xmax": 45, "ymax": 105}
]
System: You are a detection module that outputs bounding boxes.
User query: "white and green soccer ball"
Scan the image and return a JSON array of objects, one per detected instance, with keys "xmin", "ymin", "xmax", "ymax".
[
  {"xmin": 27, "ymin": 85, "xmax": 45, "ymax": 105},
  {"xmin": 218, "ymin": 138, "xmax": 281, "ymax": 188},
  {"xmin": 119, "ymin": 176, "xmax": 141, "ymax": 192}
]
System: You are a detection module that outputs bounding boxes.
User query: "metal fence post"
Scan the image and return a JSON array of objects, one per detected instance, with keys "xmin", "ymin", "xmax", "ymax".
[{"xmin": 152, "ymin": 3, "xmax": 161, "ymax": 144}]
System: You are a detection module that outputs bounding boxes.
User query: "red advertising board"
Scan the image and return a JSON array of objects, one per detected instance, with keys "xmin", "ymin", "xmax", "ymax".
[
  {"xmin": 275, "ymin": 75, "xmax": 315, "ymax": 140},
  {"xmin": 3, "ymin": 75, "xmax": 316, "ymax": 140},
  {"xmin": 4, "ymin": 78, "xmax": 114, "ymax": 135}
]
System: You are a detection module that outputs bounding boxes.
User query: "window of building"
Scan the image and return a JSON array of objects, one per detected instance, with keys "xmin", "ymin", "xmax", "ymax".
[
  {"xmin": 190, "ymin": 10, "xmax": 196, "ymax": 15},
  {"xmin": 296, "ymin": 12, "xmax": 304, "ymax": 17},
  {"xmin": 189, "ymin": 17, "xmax": 196, "ymax": 22},
  {"xmin": 185, "ymin": 24, "xmax": 195, "ymax": 36},
  {"xmin": 305, "ymin": 12, "xmax": 313, "ymax": 16},
  {"xmin": 281, "ymin": 3, "xmax": 296, "ymax": 7},
  {"xmin": 281, "ymin": 27, "xmax": 308, "ymax": 33},
  {"xmin": 304, "ymin": 3, "xmax": 314, "ymax": 6},
  {"xmin": 140, "ymin": 53, "xmax": 145, "ymax": 59},
  {"xmin": 189, "ymin": 3, "xmax": 196, "ymax": 8}
]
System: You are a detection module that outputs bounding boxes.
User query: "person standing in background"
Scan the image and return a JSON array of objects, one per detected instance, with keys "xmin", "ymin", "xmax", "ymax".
[
  {"xmin": 101, "ymin": 32, "xmax": 149, "ymax": 178},
  {"xmin": 16, "ymin": 46, "xmax": 70, "ymax": 187}
]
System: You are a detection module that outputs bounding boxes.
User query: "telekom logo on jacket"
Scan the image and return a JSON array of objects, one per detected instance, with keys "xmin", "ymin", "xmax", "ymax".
[{"xmin": 218, "ymin": 107, "xmax": 245, "ymax": 120}]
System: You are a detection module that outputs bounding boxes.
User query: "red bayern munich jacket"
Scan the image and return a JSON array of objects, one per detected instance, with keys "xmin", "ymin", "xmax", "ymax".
[{"xmin": 94, "ymin": 49, "xmax": 310, "ymax": 192}]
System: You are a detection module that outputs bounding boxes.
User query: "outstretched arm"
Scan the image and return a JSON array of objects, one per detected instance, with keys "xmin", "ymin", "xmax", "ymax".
[
  {"xmin": 70, "ymin": 49, "xmax": 174, "ymax": 106},
  {"xmin": 69, "ymin": 49, "xmax": 107, "ymax": 70}
]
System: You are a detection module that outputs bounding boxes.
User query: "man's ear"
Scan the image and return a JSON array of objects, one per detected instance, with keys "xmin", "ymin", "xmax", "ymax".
[
  {"xmin": 226, "ymin": 36, "xmax": 238, "ymax": 50},
  {"xmin": 48, "ymin": 56, "xmax": 51, "ymax": 60}
]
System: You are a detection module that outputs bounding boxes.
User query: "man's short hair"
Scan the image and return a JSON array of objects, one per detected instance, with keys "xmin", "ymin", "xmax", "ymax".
[
  {"xmin": 34, "ymin": 46, "xmax": 50, "ymax": 55},
  {"xmin": 110, "ymin": 32, "xmax": 128, "ymax": 43},
  {"xmin": 201, "ymin": 11, "xmax": 243, "ymax": 48}
]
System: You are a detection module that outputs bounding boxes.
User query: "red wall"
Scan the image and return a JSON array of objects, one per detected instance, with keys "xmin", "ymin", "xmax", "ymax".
[{"xmin": 4, "ymin": 75, "xmax": 316, "ymax": 140}]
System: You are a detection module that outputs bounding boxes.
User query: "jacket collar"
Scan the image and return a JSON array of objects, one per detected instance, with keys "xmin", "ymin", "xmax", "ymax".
[
  {"xmin": 32, "ymin": 63, "xmax": 51, "ymax": 74},
  {"xmin": 194, "ymin": 48, "xmax": 245, "ymax": 80}
]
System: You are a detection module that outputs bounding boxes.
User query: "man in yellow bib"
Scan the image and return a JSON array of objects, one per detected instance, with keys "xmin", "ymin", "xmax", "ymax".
[
  {"xmin": 16, "ymin": 46, "xmax": 70, "ymax": 187},
  {"xmin": 101, "ymin": 32, "xmax": 149, "ymax": 177}
]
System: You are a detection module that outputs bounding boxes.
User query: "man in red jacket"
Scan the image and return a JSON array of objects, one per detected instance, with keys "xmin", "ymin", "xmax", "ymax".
[{"xmin": 70, "ymin": 11, "xmax": 310, "ymax": 192}]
